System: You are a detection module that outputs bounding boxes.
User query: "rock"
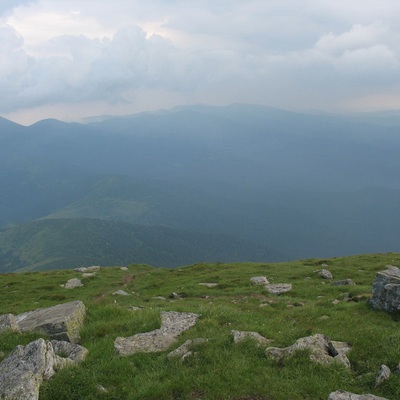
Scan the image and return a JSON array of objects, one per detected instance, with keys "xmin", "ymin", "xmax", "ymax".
[
  {"xmin": 370, "ymin": 266, "xmax": 400, "ymax": 312},
  {"xmin": 198, "ymin": 283, "xmax": 218, "ymax": 288},
  {"xmin": 0, "ymin": 314, "xmax": 20, "ymax": 333},
  {"xmin": 113, "ymin": 290, "xmax": 130, "ymax": 296},
  {"xmin": 128, "ymin": 306, "xmax": 144, "ymax": 311},
  {"xmin": 74, "ymin": 266, "xmax": 100, "ymax": 273},
  {"xmin": 167, "ymin": 338, "xmax": 208, "ymax": 359},
  {"xmin": 375, "ymin": 364, "xmax": 391, "ymax": 388},
  {"xmin": 250, "ymin": 276, "xmax": 269, "ymax": 285},
  {"xmin": 333, "ymin": 279, "xmax": 356, "ymax": 286},
  {"xmin": 266, "ymin": 334, "xmax": 351, "ymax": 368},
  {"xmin": 328, "ymin": 391, "xmax": 389, "ymax": 400},
  {"xmin": 115, "ymin": 311, "xmax": 200, "ymax": 356},
  {"xmin": 82, "ymin": 272, "xmax": 96, "ymax": 278},
  {"xmin": 0, "ymin": 338, "xmax": 87, "ymax": 400},
  {"xmin": 168, "ymin": 292, "xmax": 183, "ymax": 300},
  {"xmin": 15, "ymin": 300, "xmax": 86, "ymax": 343},
  {"xmin": 120, "ymin": 267, "xmax": 129, "ymax": 271},
  {"xmin": 321, "ymin": 263, "xmax": 329, "ymax": 267},
  {"xmin": 265, "ymin": 283, "xmax": 292, "ymax": 295},
  {"xmin": 152, "ymin": 296, "xmax": 166, "ymax": 300},
  {"xmin": 318, "ymin": 269, "xmax": 333, "ymax": 279},
  {"xmin": 332, "ymin": 299, "xmax": 340, "ymax": 305},
  {"xmin": 231, "ymin": 330, "xmax": 271, "ymax": 346},
  {"xmin": 63, "ymin": 278, "xmax": 83, "ymax": 289},
  {"xmin": 50, "ymin": 340, "xmax": 88, "ymax": 366}
]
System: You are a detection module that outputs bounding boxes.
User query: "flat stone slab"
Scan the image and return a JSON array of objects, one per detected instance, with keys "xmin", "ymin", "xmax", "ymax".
[
  {"xmin": 265, "ymin": 283, "xmax": 292, "ymax": 295},
  {"xmin": 266, "ymin": 333, "xmax": 351, "ymax": 368},
  {"xmin": 15, "ymin": 300, "xmax": 86, "ymax": 343},
  {"xmin": 63, "ymin": 278, "xmax": 83, "ymax": 289},
  {"xmin": 0, "ymin": 338, "xmax": 88, "ymax": 400},
  {"xmin": 115, "ymin": 311, "xmax": 200, "ymax": 356},
  {"xmin": 0, "ymin": 314, "xmax": 20, "ymax": 333},
  {"xmin": 198, "ymin": 283, "xmax": 218, "ymax": 288},
  {"xmin": 328, "ymin": 391, "xmax": 389, "ymax": 400},
  {"xmin": 113, "ymin": 290, "xmax": 130, "ymax": 296},
  {"xmin": 231, "ymin": 330, "xmax": 271, "ymax": 346}
]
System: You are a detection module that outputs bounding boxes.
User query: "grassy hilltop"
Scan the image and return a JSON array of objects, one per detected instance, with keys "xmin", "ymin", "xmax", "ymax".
[{"xmin": 1, "ymin": 253, "xmax": 400, "ymax": 399}]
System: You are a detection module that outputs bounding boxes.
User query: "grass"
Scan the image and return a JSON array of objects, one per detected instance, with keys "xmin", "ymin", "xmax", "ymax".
[{"xmin": 1, "ymin": 253, "xmax": 400, "ymax": 399}]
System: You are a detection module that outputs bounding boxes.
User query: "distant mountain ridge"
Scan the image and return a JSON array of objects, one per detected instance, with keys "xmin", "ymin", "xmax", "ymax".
[{"xmin": 1, "ymin": 103, "xmax": 400, "ymax": 271}]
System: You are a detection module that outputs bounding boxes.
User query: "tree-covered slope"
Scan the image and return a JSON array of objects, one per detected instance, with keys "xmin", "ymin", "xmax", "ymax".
[{"xmin": 0, "ymin": 218, "xmax": 280, "ymax": 272}]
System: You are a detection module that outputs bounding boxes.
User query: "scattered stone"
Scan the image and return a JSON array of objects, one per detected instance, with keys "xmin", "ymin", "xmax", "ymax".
[
  {"xmin": 370, "ymin": 266, "xmax": 400, "ymax": 313},
  {"xmin": 328, "ymin": 391, "xmax": 389, "ymax": 400},
  {"xmin": 250, "ymin": 276, "xmax": 269, "ymax": 285},
  {"xmin": 129, "ymin": 306, "xmax": 144, "ymax": 311},
  {"xmin": 333, "ymin": 279, "xmax": 356, "ymax": 286},
  {"xmin": 82, "ymin": 272, "xmax": 96, "ymax": 278},
  {"xmin": 152, "ymin": 296, "xmax": 167, "ymax": 300},
  {"xmin": 113, "ymin": 290, "xmax": 130, "ymax": 296},
  {"xmin": 0, "ymin": 338, "xmax": 87, "ymax": 400},
  {"xmin": 74, "ymin": 266, "xmax": 100, "ymax": 273},
  {"xmin": 63, "ymin": 278, "xmax": 84, "ymax": 289},
  {"xmin": 169, "ymin": 292, "xmax": 183, "ymax": 300},
  {"xmin": 259, "ymin": 303, "xmax": 269, "ymax": 307},
  {"xmin": 266, "ymin": 334, "xmax": 351, "ymax": 368},
  {"xmin": 321, "ymin": 263, "xmax": 329, "ymax": 267},
  {"xmin": 231, "ymin": 330, "xmax": 271, "ymax": 347},
  {"xmin": 120, "ymin": 267, "xmax": 129, "ymax": 271},
  {"xmin": 332, "ymin": 299, "xmax": 340, "ymax": 305},
  {"xmin": 97, "ymin": 385, "xmax": 108, "ymax": 393},
  {"xmin": 0, "ymin": 314, "xmax": 20, "ymax": 333},
  {"xmin": 15, "ymin": 300, "xmax": 86, "ymax": 343},
  {"xmin": 318, "ymin": 269, "xmax": 333, "ymax": 279},
  {"xmin": 115, "ymin": 311, "xmax": 200, "ymax": 356},
  {"xmin": 198, "ymin": 283, "xmax": 218, "ymax": 288},
  {"xmin": 167, "ymin": 338, "xmax": 208, "ymax": 360},
  {"xmin": 265, "ymin": 284, "xmax": 292, "ymax": 295},
  {"xmin": 319, "ymin": 315, "xmax": 330, "ymax": 320},
  {"xmin": 50, "ymin": 340, "xmax": 88, "ymax": 366},
  {"xmin": 375, "ymin": 364, "xmax": 391, "ymax": 388}
]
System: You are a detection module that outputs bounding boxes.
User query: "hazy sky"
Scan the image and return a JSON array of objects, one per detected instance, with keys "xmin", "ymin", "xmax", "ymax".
[{"xmin": 1, "ymin": 0, "xmax": 400, "ymax": 124}]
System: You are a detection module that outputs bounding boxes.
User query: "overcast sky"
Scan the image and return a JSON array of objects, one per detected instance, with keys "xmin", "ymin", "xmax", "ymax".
[{"xmin": 1, "ymin": 0, "xmax": 400, "ymax": 124}]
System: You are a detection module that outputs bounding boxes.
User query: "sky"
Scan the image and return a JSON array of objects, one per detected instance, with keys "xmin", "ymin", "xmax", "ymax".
[{"xmin": 1, "ymin": 0, "xmax": 400, "ymax": 125}]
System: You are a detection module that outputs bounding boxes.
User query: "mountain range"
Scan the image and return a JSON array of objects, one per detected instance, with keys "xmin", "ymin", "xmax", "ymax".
[{"xmin": 1, "ymin": 104, "xmax": 400, "ymax": 271}]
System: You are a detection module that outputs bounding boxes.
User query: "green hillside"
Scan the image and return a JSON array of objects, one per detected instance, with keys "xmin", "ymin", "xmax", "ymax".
[
  {"xmin": 0, "ymin": 218, "xmax": 280, "ymax": 272},
  {"xmin": 0, "ymin": 253, "xmax": 399, "ymax": 399}
]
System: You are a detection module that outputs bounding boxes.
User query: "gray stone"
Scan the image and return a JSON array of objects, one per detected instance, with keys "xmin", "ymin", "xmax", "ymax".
[
  {"xmin": 82, "ymin": 272, "xmax": 96, "ymax": 278},
  {"xmin": 0, "ymin": 338, "xmax": 87, "ymax": 400},
  {"xmin": 375, "ymin": 364, "xmax": 391, "ymax": 388},
  {"xmin": 0, "ymin": 314, "xmax": 20, "ymax": 333},
  {"xmin": 152, "ymin": 296, "xmax": 166, "ymax": 300},
  {"xmin": 333, "ymin": 279, "xmax": 356, "ymax": 286},
  {"xmin": 198, "ymin": 282, "xmax": 218, "ymax": 288},
  {"xmin": 370, "ymin": 266, "xmax": 400, "ymax": 312},
  {"xmin": 168, "ymin": 292, "xmax": 183, "ymax": 300},
  {"xmin": 231, "ymin": 330, "xmax": 271, "ymax": 346},
  {"xmin": 128, "ymin": 306, "xmax": 144, "ymax": 311},
  {"xmin": 265, "ymin": 283, "xmax": 292, "ymax": 295},
  {"xmin": 113, "ymin": 290, "xmax": 130, "ymax": 296},
  {"xmin": 63, "ymin": 278, "xmax": 83, "ymax": 289},
  {"xmin": 15, "ymin": 301, "xmax": 86, "ymax": 343},
  {"xmin": 167, "ymin": 338, "xmax": 208, "ymax": 359},
  {"xmin": 328, "ymin": 391, "xmax": 389, "ymax": 400},
  {"xmin": 115, "ymin": 311, "xmax": 200, "ymax": 356},
  {"xmin": 266, "ymin": 334, "xmax": 351, "ymax": 368},
  {"xmin": 74, "ymin": 266, "xmax": 100, "ymax": 273},
  {"xmin": 120, "ymin": 267, "xmax": 129, "ymax": 271},
  {"xmin": 250, "ymin": 276, "xmax": 269, "ymax": 285},
  {"xmin": 319, "ymin": 269, "xmax": 333, "ymax": 279}
]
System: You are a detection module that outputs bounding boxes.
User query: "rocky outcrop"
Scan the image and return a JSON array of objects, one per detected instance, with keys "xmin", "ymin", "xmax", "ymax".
[
  {"xmin": 0, "ymin": 338, "xmax": 87, "ymax": 400},
  {"xmin": 266, "ymin": 334, "xmax": 351, "ymax": 368},
  {"xmin": 328, "ymin": 391, "xmax": 388, "ymax": 400},
  {"xmin": 0, "ymin": 314, "xmax": 20, "ymax": 333},
  {"xmin": 370, "ymin": 266, "xmax": 400, "ymax": 312},
  {"xmin": 15, "ymin": 301, "xmax": 86, "ymax": 343},
  {"xmin": 115, "ymin": 311, "xmax": 200, "ymax": 356}
]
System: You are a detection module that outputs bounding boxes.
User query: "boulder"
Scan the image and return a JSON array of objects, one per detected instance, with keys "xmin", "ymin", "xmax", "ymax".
[
  {"xmin": 15, "ymin": 301, "xmax": 86, "ymax": 343},
  {"xmin": 0, "ymin": 338, "xmax": 87, "ymax": 400},
  {"xmin": 265, "ymin": 283, "xmax": 292, "ymax": 295},
  {"xmin": 250, "ymin": 276, "xmax": 269, "ymax": 285},
  {"xmin": 0, "ymin": 314, "xmax": 20, "ymax": 333},
  {"xmin": 266, "ymin": 334, "xmax": 351, "ymax": 368},
  {"xmin": 167, "ymin": 338, "xmax": 208, "ymax": 359},
  {"xmin": 318, "ymin": 269, "xmax": 333, "ymax": 279},
  {"xmin": 328, "ymin": 391, "xmax": 388, "ymax": 400},
  {"xmin": 115, "ymin": 311, "xmax": 200, "ymax": 356},
  {"xmin": 231, "ymin": 330, "xmax": 271, "ymax": 346},
  {"xmin": 63, "ymin": 278, "xmax": 83, "ymax": 289},
  {"xmin": 370, "ymin": 266, "xmax": 400, "ymax": 312},
  {"xmin": 375, "ymin": 364, "xmax": 391, "ymax": 388}
]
